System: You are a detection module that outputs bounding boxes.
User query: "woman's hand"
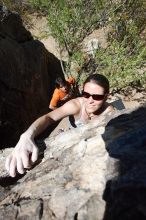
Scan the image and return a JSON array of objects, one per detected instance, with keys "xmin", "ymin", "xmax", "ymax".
[{"xmin": 5, "ymin": 133, "xmax": 39, "ymax": 177}]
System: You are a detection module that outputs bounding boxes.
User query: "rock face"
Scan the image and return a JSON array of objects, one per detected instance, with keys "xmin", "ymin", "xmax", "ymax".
[
  {"xmin": 0, "ymin": 105, "xmax": 146, "ymax": 220},
  {"xmin": 0, "ymin": 6, "xmax": 63, "ymax": 147}
]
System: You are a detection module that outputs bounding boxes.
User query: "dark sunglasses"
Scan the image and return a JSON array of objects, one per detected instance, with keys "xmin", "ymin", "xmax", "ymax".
[{"xmin": 82, "ymin": 91, "xmax": 105, "ymax": 101}]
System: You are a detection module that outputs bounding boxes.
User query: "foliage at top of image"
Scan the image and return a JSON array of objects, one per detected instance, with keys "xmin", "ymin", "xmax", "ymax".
[
  {"xmin": 29, "ymin": 0, "xmax": 105, "ymax": 54},
  {"xmin": 1, "ymin": 0, "xmax": 146, "ymax": 90},
  {"xmin": 28, "ymin": 0, "xmax": 146, "ymax": 90}
]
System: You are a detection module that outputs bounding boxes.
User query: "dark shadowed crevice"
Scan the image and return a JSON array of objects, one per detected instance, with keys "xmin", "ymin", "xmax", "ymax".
[{"xmin": 74, "ymin": 213, "xmax": 78, "ymax": 220}]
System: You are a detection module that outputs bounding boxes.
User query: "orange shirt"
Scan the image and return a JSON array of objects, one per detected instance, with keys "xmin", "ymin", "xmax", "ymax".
[{"xmin": 49, "ymin": 77, "xmax": 75, "ymax": 108}]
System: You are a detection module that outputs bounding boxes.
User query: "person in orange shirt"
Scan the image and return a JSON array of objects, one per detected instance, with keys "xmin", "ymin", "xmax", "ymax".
[{"xmin": 49, "ymin": 77, "xmax": 75, "ymax": 110}]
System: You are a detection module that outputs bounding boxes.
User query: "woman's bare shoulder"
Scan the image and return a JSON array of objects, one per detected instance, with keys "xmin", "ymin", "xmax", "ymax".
[
  {"xmin": 57, "ymin": 97, "xmax": 83, "ymax": 114},
  {"xmin": 72, "ymin": 97, "xmax": 84, "ymax": 105},
  {"xmin": 48, "ymin": 98, "xmax": 82, "ymax": 121}
]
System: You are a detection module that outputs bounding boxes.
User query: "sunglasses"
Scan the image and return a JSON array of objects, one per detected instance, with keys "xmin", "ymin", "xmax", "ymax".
[{"xmin": 82, "ymin": 91, "xmax": 105, "ymax": 101}]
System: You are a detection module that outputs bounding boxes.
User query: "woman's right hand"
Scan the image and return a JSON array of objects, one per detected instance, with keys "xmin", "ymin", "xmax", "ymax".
[{"xmin": 5, "ymin": 133, "xmax": 39, "ymax": 177}]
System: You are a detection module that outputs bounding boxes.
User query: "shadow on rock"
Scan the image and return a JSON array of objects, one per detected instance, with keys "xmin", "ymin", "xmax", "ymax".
[{"xmin": 102, "ymin": 105, "xmax": 146, "ymax": 220}]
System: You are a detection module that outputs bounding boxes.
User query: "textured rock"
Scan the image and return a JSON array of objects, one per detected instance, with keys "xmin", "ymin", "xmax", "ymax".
[
  {"xmin": 0, "ymin": 6, "xmax": 63, "ymax": 147},
  {"xmin": 0, "ymin": 105, "xmax": 146, "ymax": 219}
]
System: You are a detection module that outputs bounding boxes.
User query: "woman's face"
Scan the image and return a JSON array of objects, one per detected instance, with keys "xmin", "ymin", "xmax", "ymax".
[{"xmin": 83, "ymin": 82, "xmax": 107, "ymax": 113}]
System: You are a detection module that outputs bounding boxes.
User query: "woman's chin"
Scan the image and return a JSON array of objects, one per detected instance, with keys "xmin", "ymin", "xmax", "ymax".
[{"xmin": 87, "ymin": 107, "xmax": 97, "ymax": 113}]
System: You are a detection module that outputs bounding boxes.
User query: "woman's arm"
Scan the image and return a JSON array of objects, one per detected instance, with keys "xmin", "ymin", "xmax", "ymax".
[{"xmin": 5, "ymin": 99, "xmax": 80, "ymax": 177}]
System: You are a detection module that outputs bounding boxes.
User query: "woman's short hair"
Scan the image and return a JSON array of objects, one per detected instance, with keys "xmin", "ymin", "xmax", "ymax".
[{"xmin": 83, "ymin": 74, "xmax": 109, "ymax": 94}]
